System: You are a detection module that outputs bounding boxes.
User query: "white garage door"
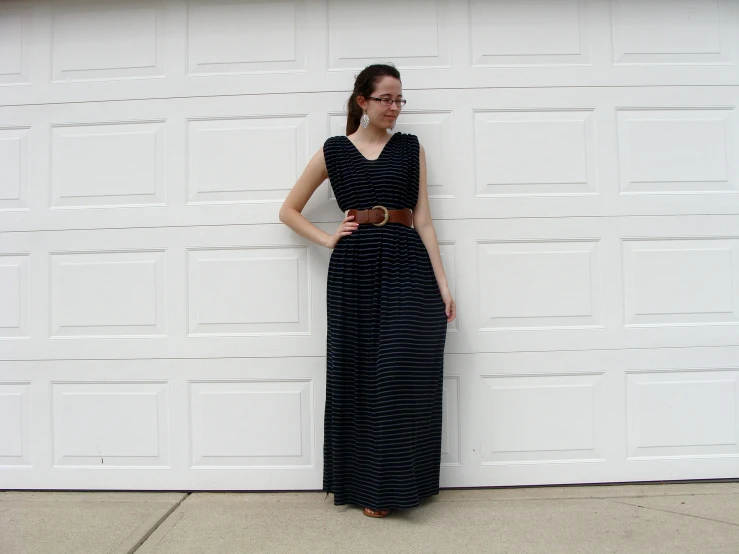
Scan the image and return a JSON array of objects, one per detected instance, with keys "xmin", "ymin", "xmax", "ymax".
[{"xmin": 1, "ymin": 0, "xmax": 739, "ymax": 490}]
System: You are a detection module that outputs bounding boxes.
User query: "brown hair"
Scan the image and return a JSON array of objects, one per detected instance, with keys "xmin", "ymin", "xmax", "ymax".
[{"xmin": 345, "ymin": 64, "xmax": 402, "ymax": 135}]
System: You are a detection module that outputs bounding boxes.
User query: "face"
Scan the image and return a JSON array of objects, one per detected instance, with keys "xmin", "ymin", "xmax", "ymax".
[{"xmin": 359, "ymin": 76, "xmax": 403, "ymax": 130}]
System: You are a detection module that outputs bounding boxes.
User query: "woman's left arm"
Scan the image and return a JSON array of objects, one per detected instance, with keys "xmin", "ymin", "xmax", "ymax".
[{"xmin": 413, "ymin": 143, "xmax": 456, "ymax": 323}]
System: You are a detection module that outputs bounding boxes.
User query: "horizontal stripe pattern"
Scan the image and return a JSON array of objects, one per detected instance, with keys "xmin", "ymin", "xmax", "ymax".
[{"xmin": 322, "ymin": 132, "xmax": 448, "ymax": 510}]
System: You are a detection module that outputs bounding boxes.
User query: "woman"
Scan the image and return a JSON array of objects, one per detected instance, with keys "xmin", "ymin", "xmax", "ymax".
[{"xmin": 279, "ymin": 64, "xmax": 456, "ymax": 518}]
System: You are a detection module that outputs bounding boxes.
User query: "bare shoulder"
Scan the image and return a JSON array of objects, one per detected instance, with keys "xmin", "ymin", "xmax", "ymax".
[
  {"xmin": 293, "ymin": 141, "xmax": 328, "ymax": 187},
  {"xmin": 309, "ymin": 144, "xmax": 328, "ymax": 180},
  {"xmin": 309, "ymin": 142, "xmax": 327, "ymax": 164},
  {"xmin": 415, "ymin": 137, "xmax": 425, "ymax": 161}
]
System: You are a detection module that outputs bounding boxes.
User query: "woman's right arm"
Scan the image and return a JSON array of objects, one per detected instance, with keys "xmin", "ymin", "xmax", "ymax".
[{"xmin": 278, "ymin": 146, "xmax": 357, "ymax": 249}]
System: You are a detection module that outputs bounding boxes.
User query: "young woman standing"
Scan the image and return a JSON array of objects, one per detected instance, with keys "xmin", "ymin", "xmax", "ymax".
[{"xmin": 279, "ymin": 64, "xmax": 456, "ymax": 518}]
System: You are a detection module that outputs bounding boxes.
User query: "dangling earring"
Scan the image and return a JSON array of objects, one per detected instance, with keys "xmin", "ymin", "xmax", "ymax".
[{"xmin": 360, "ymin": 112, "xmax": 369, "ymax": 129}]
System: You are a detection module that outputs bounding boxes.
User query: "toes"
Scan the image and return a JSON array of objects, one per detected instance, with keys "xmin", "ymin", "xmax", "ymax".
[{"xmin": 363, "ymin": 506, "xmax": 390, "ymax": 517}]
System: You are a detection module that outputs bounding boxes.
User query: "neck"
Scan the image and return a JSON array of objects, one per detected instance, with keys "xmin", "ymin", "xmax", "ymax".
[{"xmin": 353, "ymin": 125, "xmax": 391, "ymax": 142}]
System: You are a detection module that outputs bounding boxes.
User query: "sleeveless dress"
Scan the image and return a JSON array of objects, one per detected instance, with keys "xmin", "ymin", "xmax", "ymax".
[{"xmin": 322, "ymin": 132, "xmax": 448, "ymax": 511}]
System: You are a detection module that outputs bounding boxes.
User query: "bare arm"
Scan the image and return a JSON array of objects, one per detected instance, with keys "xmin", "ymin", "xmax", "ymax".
[
  {"xmin": 279, "ymin": 146, "xmax": 347, "ymax": 248},
  {"xmin": 414, "ymin": 143, "xmax": 456, "ymax": 322},
  {"xmin": 413, "ymin": 143, "xmax": 448, "ymax": 290}
]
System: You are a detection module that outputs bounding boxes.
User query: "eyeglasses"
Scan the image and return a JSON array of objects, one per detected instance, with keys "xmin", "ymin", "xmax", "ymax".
[{"xmin": 368, "ymin": 96, "xmax": 407, "ymax": 107}]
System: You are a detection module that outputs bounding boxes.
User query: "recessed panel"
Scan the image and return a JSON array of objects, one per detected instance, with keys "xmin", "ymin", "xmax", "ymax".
[
  {"xmin": 190, "ymin": 380, "xmax": 312, "ymax": 467},
  {"xmin": 187, "ymin": 117, "xmax": 308, "ymax": 204},
  {"xmin": 52, "ymin": 3, "xmax": 164, "ymax": 81},
  {"xmin": 441, "ymin": 376, "xmax": 460, "ymax": 466},
  {"xmin": 481, "ymin": 373, "xmax": 603, "ymax": 463},
  {"xmin": 187, "ymin": 0, "xmax": 305, "ymax": 75},
  {"xmin": 627, "ymin": 371, "xmax": 739, "ymax": 458},
  {"xmin": 187, "ymin": 247, "xmax": 309, "ymax": 336},
  {"xmin": 470, "ymin": 0, "xmax": 591, "ymax": 66},
  {"xmin": 0, "ymin": 255, "xmax": 30, "ymax": 339},
  {"xmin": 623, "ymin": 239, "xmax": 739, "ymax": 326},
  {"xmin": 52, "ymin": 382, "xmax": 169, "ymax": 467},
  {"xmin": 474, "ymin": 110, "xmax": 597, "ymax": 196},
  {"xmin": 0, "ymin": 5, "xmax": 30, "ymax": 85},
  {"xmin": 51, "ymin": 121, "xmax": 166, "ymax": 208},
  {"xmin": 0, "ymin": 127, "xmax": 30, "ymax": 211},
  {"xmin": 611, "ymin": 0, "xmax": 730, "ymax": 65},
  {"xmin": 617, "ymin": 108, "xmax": 737, "ymax": 194},
  {"xmin": 0, "ymin": 15, "xmax": 23, "ymax": 77},
  {"xmin": 50, "ymin": 250, "xmax": 167, "ymax": 338},
  {"xmin": 0, "ymin": 382, "xmax": 32, "ymax": 467},
  {"xmin": 478, "ymin": 240, "xmax": 602, "ymax": 330},
  {"xmin": 327, "ymin": 0, "xmax": 450, "ymax": 69}
]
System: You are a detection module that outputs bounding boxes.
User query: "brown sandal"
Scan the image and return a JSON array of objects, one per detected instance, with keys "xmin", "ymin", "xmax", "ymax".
[{"xmin": 363, "ymin": 507, "xmax": 390, "ymax": 518}]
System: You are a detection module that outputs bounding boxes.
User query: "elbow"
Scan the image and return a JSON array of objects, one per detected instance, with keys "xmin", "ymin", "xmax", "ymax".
[
  {"xmin": 279, "ymin": 205, "xmax": 300, "ymax": 225},
  {"xmin": 278, "ymin": 205, "xmax": 291, "ymax": 224}
]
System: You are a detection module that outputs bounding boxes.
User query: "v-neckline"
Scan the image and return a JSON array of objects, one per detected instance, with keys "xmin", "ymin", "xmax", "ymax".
[{"xmin": 345, "ymin": 133, "xmax": 396, "ymax": 162}]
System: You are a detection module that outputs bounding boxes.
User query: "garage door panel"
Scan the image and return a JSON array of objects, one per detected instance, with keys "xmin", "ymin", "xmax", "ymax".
[
  {"xmin": 50, "ymin": 1, "xmax": 166, "ymax": 83},
  {"xmin": 186, "ymin": 115, "xmax": 310, "ymax": 205},
  {"xmin": 445, "ymin": 215, "xmax": 739, "ymax": 354},
  {"xmin": 0, "ymin": 225, "xmax": 325, "ymax": 360},
  {"xmin": 327, "ymin": 0, "xmax": 452, "ymax": 70},
  {"xmin": 189, "ymin": 379, "xmax": 313, "ymax": 468},
  {"xmin": 477, "ymin": 239, "xmax": 603, "ymax": 330},
  {"xmin": 50, "ymin": 120, "xmax": 167, "ymax": 209},
  {"xmin": 470, "ymin": 0, "xmax": 593, "ymax": 67},
  {"xmin": 478, "ymin": 373, "xmax": 606, "ymax": 464},
  {"xmin": 610, "ymin": 0, "xmax": 732, "ymax": 66},
  {"xmin": 616, "ymin": 107, "xmax": 738, "ymax": 195},
  {"xmin": 625, "ymin": 370, "xmax": 739, "ymax": 460},
  {"xmin": 50, "ymin": 249, "xmax": 167, "ymax": 339},
  {"xmin": 0, "ymin": 125, "xmax": 31, "ymax": 212},
  {"xmin": 186, "ymin": 0, "xmax": 308, "ymax": 76},
  {"xmin": 0, "ymin": 357, "xmax": 324, "ymax": 489},
  {"xmin": 3, "ymin": 0, "xmax": 739, "ymax": 490},
  {"xmin": 0, "ymin": 381, "xmax": 32, "ymax": 468},
  {"xmin": 449, "ymin": 350, "xmax": 738, "ymax": 487},
  {"xmin": 0, "ymin": 254, "xmax": 30, "ymax": 339},
  {"xmin": 3, "ymin": 88, "xmax": 739, "ymax": 234},
  {"xmin": 623, "ymin": 238, "xmax": 739, "ymax": 327},
  {"xmin": 1, "ymin": 353, "xmax": 736, "ymax": 489},
  {"xmin": 4, "ymin": 216, "xmax": 739, "ymax": 360},
  {"xmin": 186, "ymin": 246, "xmax": 310, "ymax": 336},
  {"xmin": 473, "ymin": 109, "xmax": 599, "ymax": 197},
  {"xmin": 51, "ymin": 381, "xmax": 170, "ymax": 468},
  {"xmin": 3, "ymin": 0, "xmax": 738, "ymax": 107},
  {"xmin": 0, "ymin": 2, "xmax": 32, "ymax": 87}
]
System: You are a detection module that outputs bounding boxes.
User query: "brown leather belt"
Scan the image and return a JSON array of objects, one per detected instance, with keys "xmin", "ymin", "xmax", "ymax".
[{"xmin": 347, "ymin": 206, "xmax": 413, "ymax": 227}]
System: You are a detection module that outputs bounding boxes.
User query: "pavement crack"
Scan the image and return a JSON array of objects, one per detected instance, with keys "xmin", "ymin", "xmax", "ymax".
[
  {"xmin": 128, "ymin": 492, "xmax": 190, "ymax": 554},
  {"xmin": 606, "ymin": 498, "xmax": 739, "ymax": 529}
]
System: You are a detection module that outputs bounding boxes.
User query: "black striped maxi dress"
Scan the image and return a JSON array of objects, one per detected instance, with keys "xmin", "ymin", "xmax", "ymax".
[{"xmin": 322, "ymin": 131, "xmax": 448, "ymax": 511}]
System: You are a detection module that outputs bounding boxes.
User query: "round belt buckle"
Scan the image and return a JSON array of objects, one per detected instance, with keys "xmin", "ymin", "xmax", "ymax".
[{"xmin": 372, "ymin": 205, "xmax": 389, "ymax": 227}]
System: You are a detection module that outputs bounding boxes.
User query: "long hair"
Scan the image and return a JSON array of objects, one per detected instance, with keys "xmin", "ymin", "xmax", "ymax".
[{"xmin": 345, "ymin": 64, "xmax": 402, "ymax": 135}]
